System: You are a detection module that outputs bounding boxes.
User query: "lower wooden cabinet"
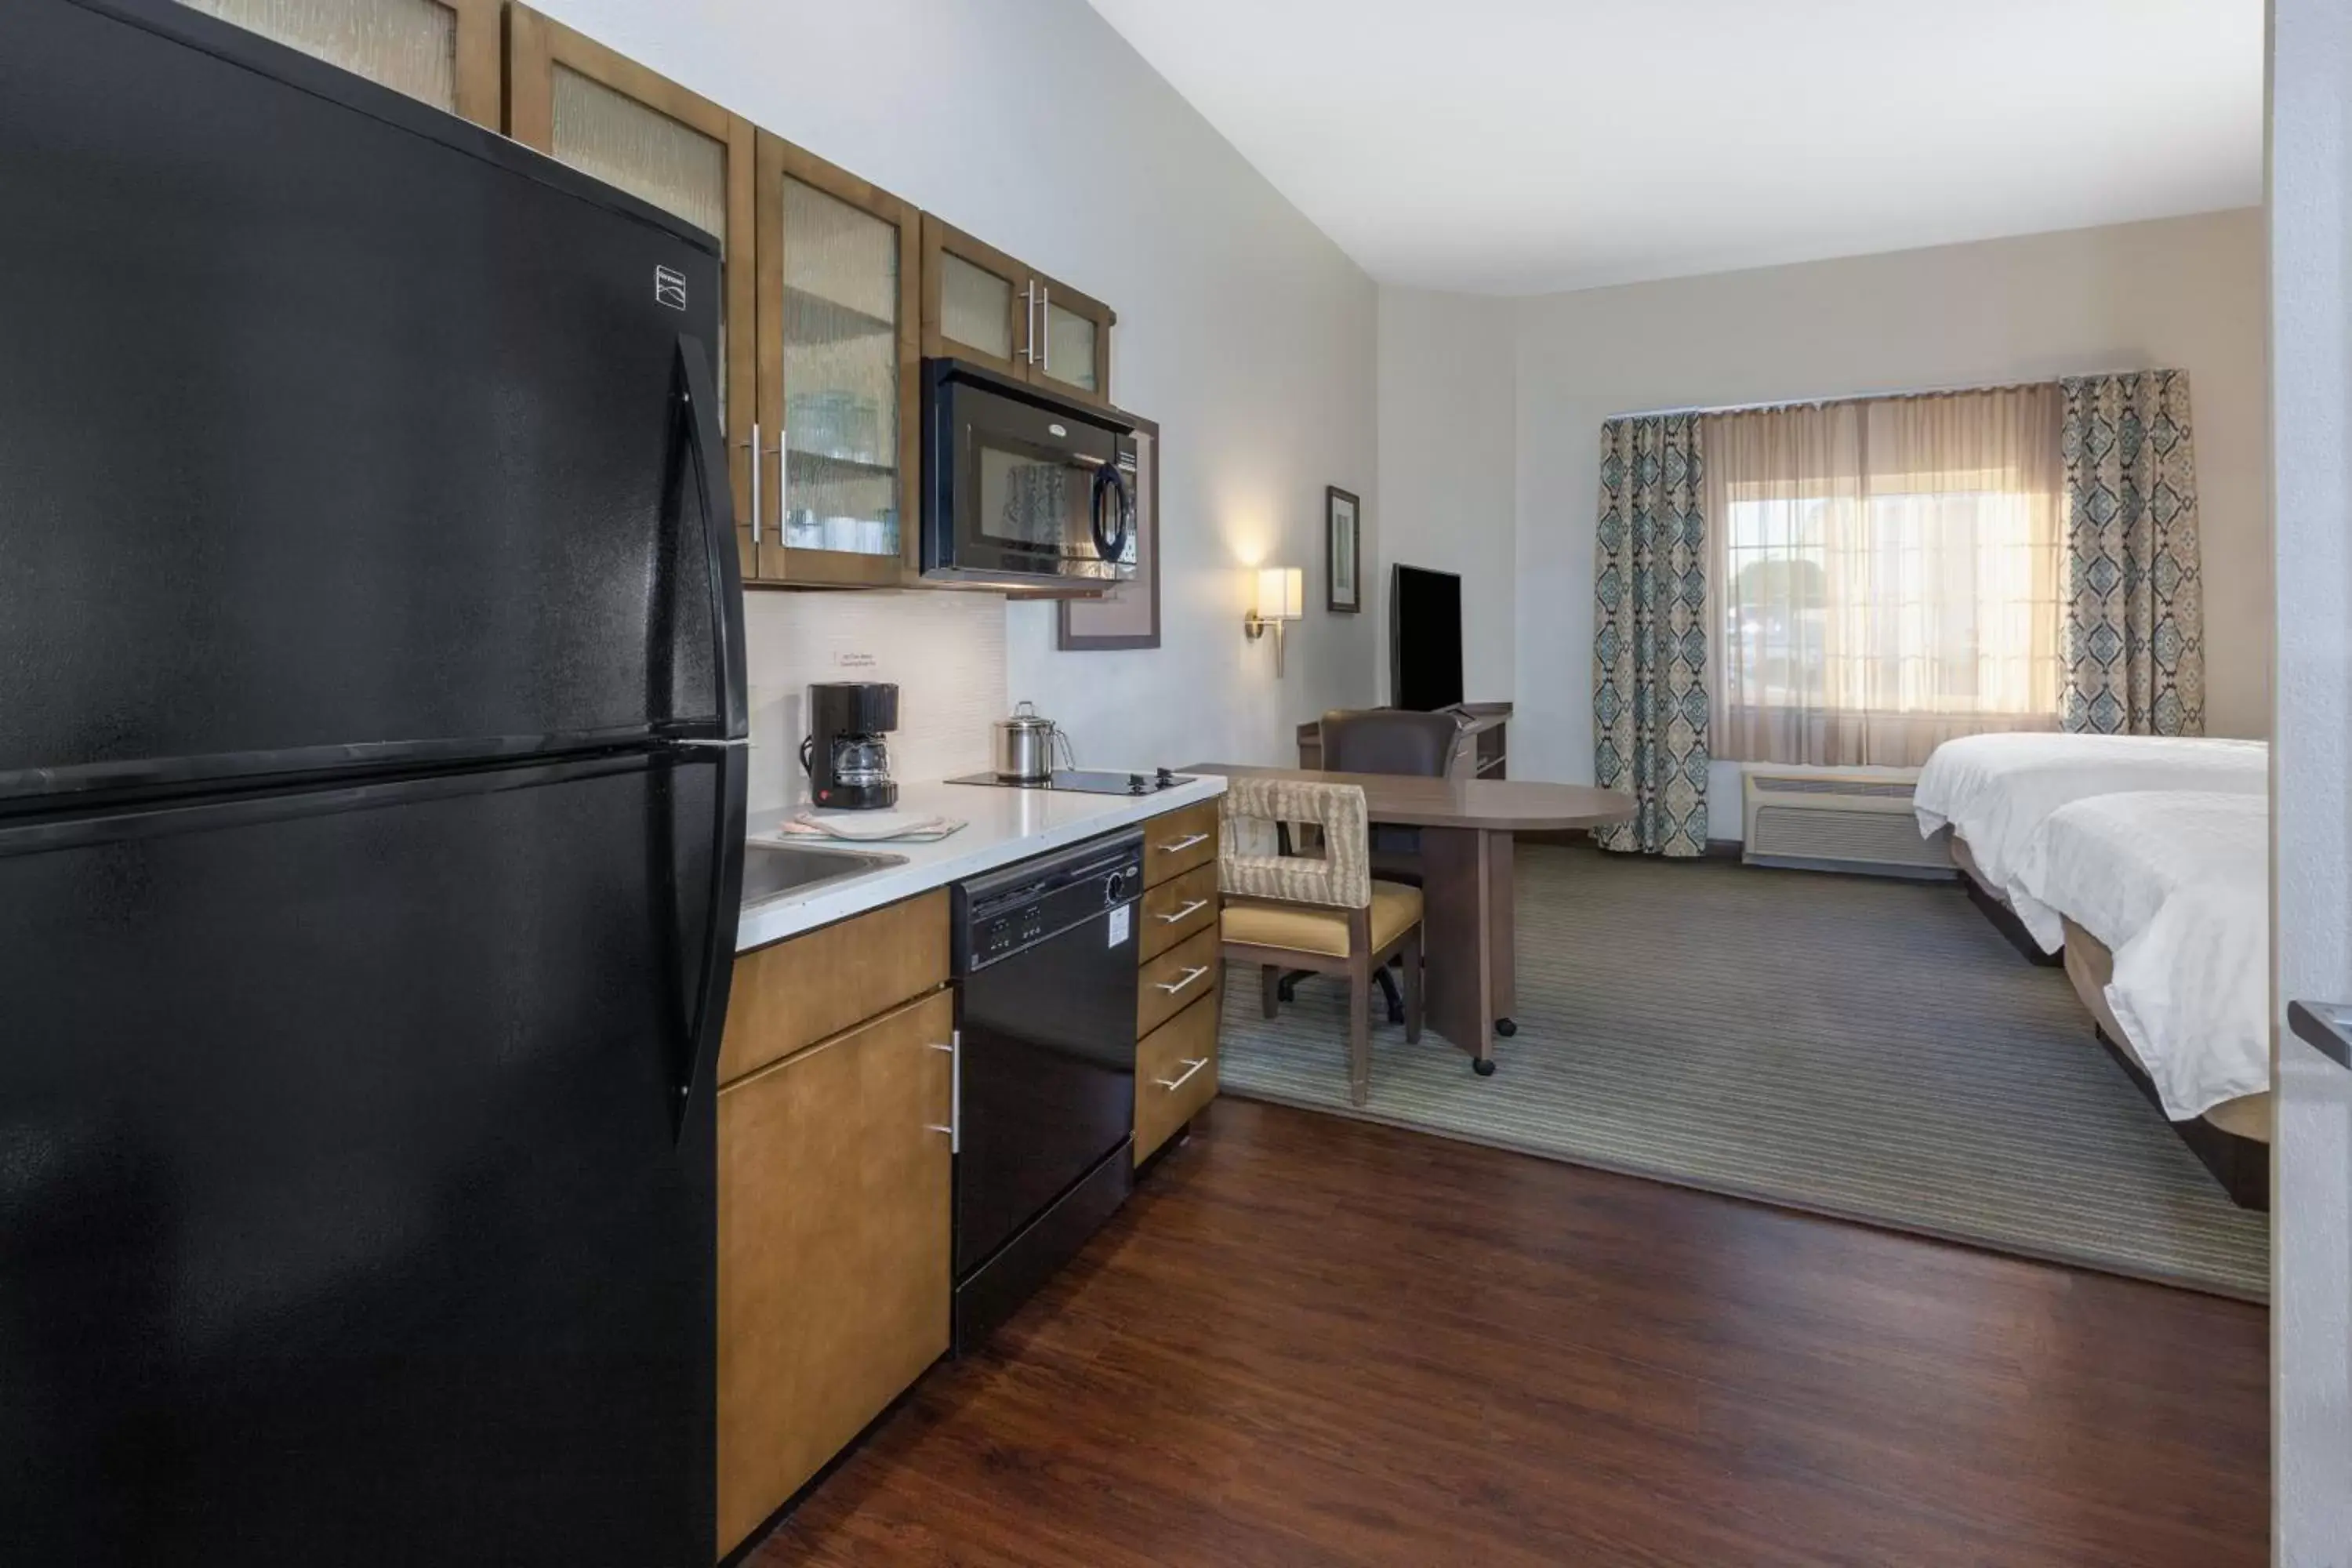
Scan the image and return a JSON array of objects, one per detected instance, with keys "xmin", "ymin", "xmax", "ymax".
[
  {"xmin": 1135, "ymin": 985, "xmax": 1220, "ymax": 1163},
  {"xmin": 1131, "ymin": 800, "xmax": 1225, "ymax": 1165},
  {"xmin": 717, "ymin": 988, "xmax": 953, "ymax": 1554}
]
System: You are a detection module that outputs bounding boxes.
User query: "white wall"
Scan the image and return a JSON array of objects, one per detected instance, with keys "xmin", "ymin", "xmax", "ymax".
[
  {"xmin": 740, "ymin": 590, "xmax": 1004, "ymax": 811},
  {"xmin": 530, "ymin": 0, "xmax": 1379, "ymax": 793},
  {"xmin": 2268, "ymin": 0, "xmax": 2352, "ymax": 1555},
  {"xmin": 1489, "ymin": 209, "xmax": 2272, "ymax": 806},
  {"xmin": 1375, "ymin": 289, "xmax": 1517, "ymax": 705}
]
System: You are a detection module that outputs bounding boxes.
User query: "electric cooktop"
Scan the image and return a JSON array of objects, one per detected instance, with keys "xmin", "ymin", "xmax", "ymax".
[{"xmin": 947, "ymin": 767, "xmax": 1195, "ymax": 797}]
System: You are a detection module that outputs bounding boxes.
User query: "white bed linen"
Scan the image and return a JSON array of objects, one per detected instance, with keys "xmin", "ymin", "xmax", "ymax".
[
  {"xmin": 1911, "ymin": 733, "xmax": 2267, "ymax": 949},
  {"xmin": 2012, "ymin": 791, "xmax": 2268, "ymax": 1121}
]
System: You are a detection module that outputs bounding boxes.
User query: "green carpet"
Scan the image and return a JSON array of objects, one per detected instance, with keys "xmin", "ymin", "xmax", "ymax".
[{"xmin": 1216, "ymin": 844, "xmax": 2269, "ymax": 1301}]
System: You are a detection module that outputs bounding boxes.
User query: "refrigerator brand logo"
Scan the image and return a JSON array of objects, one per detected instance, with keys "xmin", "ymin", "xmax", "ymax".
[{"xmin": 652, "ymin": 265, "xmax": 688, "ymax": 312}]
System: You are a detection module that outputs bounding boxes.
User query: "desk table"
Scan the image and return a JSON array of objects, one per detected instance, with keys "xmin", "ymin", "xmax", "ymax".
[{"xmin": 1185, "ymin": 764, "xmax": 1634, "ymax": 1073}]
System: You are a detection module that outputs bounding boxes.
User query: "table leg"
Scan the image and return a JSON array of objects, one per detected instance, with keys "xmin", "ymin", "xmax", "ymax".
[
  {"xmin": 1418, "ymin": 826, "xmax": 1497, "ymax": 1071},
  {"xmin": 1485, "ymin": 830, "xmax": 1518, "ymax": 1037}
]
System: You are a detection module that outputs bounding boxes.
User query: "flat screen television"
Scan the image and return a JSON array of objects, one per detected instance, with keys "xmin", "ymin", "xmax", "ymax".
[{"xmin": 1390, "ymin": 564, "xmax": 1464, "ymax": 712}]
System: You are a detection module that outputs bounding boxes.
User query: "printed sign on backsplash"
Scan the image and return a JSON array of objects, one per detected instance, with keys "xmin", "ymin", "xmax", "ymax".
[{"xmin": 739, "ymin": 591, "xmax": 1008, "ymax": 813}]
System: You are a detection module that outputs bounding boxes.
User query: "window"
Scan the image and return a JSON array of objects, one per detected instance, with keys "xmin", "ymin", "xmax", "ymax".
[{"xmin": 1703, "ymin": 384, "xmax": 2065, "ymax": 767}]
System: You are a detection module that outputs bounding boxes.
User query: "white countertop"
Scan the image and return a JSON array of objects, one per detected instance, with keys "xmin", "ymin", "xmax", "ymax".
[{"xmin": 734, "ymin": 774, "xmax": 1226, "ymax": 952}]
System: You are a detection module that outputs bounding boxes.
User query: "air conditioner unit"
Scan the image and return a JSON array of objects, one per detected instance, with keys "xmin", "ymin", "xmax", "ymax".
[{"xmin": 1740, "ymin": 767, "xmax": 1955, "ymax": 879}]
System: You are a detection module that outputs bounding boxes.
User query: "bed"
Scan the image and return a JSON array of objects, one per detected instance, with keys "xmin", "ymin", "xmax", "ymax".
[
  {"xmin": 1912, "ymin": 733, "xmax": 2268, "ymax": 957},
  {"xmin": 2012, "ymin": 790, "xmax": 2270, "ymax": 1208}
]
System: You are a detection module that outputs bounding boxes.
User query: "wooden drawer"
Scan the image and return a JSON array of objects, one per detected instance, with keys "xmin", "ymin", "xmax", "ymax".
[
  {"xmin": 1138, "ymin": 924, "xmax": 1218, "ymax": 1039},
  {"xmin": 1142, "ymin": 799, "xmax": 1219, "ymax": 889},
  {"xmin": 1138, "ymin": 860, "xmax": 1218, "ymax": 960},
  {"xmin": 1135, "ymin": 989, "xmax": 1218, "ymax": 1164},
  {"xmin": 720, "ymin": 889, "xmax": 949, "ymax": 1083}
]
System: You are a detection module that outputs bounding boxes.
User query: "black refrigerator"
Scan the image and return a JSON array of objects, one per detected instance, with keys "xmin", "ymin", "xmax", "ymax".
[{"xmin": 0, "ymin": 2, "xmax": 747, "ymax": 1564}]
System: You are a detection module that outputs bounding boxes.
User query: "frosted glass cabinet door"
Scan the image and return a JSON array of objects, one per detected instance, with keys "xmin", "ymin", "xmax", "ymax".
[
  {"xmin": 1031, "ymin": 274, "xmax": 1114, "ymax": 405},
  {"xmin": 939, "ymin": 253, "xmax": 1015, "ymax": 362},
  {"xmin": 177, "ymin": 0, "xmax": 499, "ymax": 125},
  {"xmin": 1040, "ymin": 297, "xmax": 1100, "ymax": 397},
  {"xmin": 920, "ymin": 216, "xmax": 1027, "ymax": 380},
  {"xmin": 756, "ymin": 136, "xmax": 920, "ymax": 588},
  {"xmin": 506, "ymin": 4, "xmax": 758, "ymax": 577}
]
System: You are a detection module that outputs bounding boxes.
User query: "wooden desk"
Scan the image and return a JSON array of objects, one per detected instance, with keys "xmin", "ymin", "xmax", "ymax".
[{"xmin": 1185, "ymin": 764, "xmax": 1633, "ymax": 1074}]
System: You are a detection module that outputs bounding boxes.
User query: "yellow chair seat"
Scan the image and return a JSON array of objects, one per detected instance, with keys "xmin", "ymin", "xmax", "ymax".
[{"xmin": 1221, "ymin": 880, "xmax": 1422, "ymax": 958}]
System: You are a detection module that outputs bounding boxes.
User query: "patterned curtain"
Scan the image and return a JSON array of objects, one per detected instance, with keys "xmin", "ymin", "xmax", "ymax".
[
  {"xmin": 2060, "ymin": 372, "xmax": 2206, "ymax": 735},
  {"xmin": 1593, "ymin": 416, "xmax": 1709, "ymax": 856}
]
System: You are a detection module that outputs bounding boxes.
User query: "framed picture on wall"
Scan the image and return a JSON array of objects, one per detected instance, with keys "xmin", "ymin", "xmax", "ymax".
[
  {"xmin": 1058, "ymin": 412, "xmax": 1161, "ymax": 651},
  {"xmin": 1326, "ymin": 486, "xmax": 1362, "ymax": 613}
]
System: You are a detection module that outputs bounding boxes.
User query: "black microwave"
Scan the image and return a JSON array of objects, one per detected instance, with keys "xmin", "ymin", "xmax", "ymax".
[{"xmin": 920, "ymin": 358, "xmax": 1138, "ymax": 588}]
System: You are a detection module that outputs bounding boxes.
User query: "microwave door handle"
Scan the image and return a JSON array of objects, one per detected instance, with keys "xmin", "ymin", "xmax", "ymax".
[{"xmin": 1091, "ymin": 461, "xmax": 1131, "ymax": 564}]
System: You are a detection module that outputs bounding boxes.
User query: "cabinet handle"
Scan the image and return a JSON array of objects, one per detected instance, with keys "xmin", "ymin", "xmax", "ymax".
[
  {"xmin": 1155, "ymin": 898, "xmax": 1208, "ymax": 924},
  {"xmin": 1154, "ymin": 833, "xmax": 1209, "ymax": 855},
  {"xmin": 740, "ymin": 419, "xmax": 761, "ymax": 543},
  {"xmin": 1039, "ymin": 285, "xmax": 1050, "ymax": 374},
  {"xmin": 1021, "ymin": 281, "xmax": 1037, "ymax": 365},
  {"xmin": 1155, "ymin": 1057, "xmax": 1210, "ymax": 1093},
  {"xmin": 924, "ymin": 1032, "xmax": 960, "ymax": 1152},
  {"xmin": 1152, "ymin": 964, "xmax": 1209, "ymax": 996}
]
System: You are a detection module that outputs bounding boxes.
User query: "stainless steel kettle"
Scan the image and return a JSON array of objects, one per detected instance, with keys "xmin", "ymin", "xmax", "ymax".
[{"xmin": 992, "ymin": 701, "xmax": 1071, "ymax": 782}]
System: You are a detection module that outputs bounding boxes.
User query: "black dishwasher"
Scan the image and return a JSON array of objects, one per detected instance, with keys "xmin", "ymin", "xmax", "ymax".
[{"xmin": 951, "ymin": 829, "xmax": 1142, "ymax": 1349}]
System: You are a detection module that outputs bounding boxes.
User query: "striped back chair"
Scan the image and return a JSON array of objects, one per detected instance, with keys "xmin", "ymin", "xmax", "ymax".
[{"xmin": 1217, "ymin": 778, "xmax": 1424, "ymax": 1106}]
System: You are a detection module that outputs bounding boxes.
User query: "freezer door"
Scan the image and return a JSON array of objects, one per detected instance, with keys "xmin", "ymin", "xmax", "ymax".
[
  {"xmin": 0, "ymin": 749, "xmax": 742, "ymax": 1568},
  {"xmin": 0, "ymin": 0, "xmax": 730, "ymax": 800}
]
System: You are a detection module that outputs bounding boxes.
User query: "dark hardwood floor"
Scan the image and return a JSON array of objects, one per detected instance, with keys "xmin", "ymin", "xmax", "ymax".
[{"xmin": 750, "ymin": 1099, "xmax": 2268, "ymax": 1567}]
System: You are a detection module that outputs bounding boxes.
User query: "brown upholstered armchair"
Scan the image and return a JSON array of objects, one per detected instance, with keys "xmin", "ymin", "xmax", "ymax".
[{"xmin": 1217, "ymin": 776, "xmax": 1424, "ymax": 1107}]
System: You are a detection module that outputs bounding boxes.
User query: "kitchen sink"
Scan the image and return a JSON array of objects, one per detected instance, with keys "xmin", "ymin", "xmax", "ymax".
[{"xmin": 740, "ymin": 841, "xmax": 907, "ymax": 907}]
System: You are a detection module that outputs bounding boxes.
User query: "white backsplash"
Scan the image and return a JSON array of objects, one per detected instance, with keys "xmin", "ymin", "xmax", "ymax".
[{"xmin": 741, "ymin": 590, "xmax": 1009, "ymax": 812}]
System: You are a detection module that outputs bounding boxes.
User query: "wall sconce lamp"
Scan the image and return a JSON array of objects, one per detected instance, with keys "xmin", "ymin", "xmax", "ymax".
[{"xmin": 1243, "ymin": 566, "xmax": 1304, "ymax": 676}]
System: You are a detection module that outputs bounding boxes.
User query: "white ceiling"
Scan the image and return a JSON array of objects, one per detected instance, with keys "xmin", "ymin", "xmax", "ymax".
[{"xmin": 1085, "ymin": 0, "xmax": 2267, "ymax": 296}]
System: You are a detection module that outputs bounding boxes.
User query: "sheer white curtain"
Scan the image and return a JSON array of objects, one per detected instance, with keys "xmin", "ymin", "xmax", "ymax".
[{"xmin": 1703, "ymin": 385, "xmax": 2065, "ymax": 767}]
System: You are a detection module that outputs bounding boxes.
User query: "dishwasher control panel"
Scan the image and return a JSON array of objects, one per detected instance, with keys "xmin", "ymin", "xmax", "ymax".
[
  {"xmin": 975, "ymin": 905, "xmax": 1051, "ymax": 964},
  {"xmin": 952, "ymin": 828, "xmax": 1145, "ymax": 975}
]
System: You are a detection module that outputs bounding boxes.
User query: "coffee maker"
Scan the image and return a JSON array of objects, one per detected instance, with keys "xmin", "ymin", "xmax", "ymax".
[{"xmin": 803, "ymin": 681, "xmax": 899, "ymax": 810}]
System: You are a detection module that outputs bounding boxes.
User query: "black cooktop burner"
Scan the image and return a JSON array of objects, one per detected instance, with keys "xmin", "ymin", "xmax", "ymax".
[{"xmin": 947, "ymin": 767, "xmax": 1194, "ymax": 797}]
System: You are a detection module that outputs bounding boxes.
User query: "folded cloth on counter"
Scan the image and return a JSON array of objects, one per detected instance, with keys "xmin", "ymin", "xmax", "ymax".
[
  {"xmin": 1911, "ymin": 732, "xmax": 2267, "ymax": 950},
  {"xmin": 760, "ymin": 810, "xmax": 966, "ymax": 844},
  {"xmin": 2011, "ymin": 790, "xmax": 2268, "ymax": 1121}
]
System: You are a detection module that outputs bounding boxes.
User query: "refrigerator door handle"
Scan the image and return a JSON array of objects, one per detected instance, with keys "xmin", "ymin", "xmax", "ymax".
[
  {"xmin": 673, "ymin": 333, "xmax": 749, "ymax": 744},
  {"xmin": 668, "ymin": 335, "xmax": 749, "ymax": 1138}
]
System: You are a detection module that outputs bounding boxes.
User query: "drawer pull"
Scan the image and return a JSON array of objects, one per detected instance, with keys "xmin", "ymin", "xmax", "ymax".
[
  {"xmin": 1152, "ymin": 964, "xmax": 1210, "ymax": 996},
  {"xmin": 1155, "ymin": 898, "xmax": 1209, "ymax": 924},
  {"xmin": 1155, "ymin": 1057, "xmax": 1210, "ymax": 1093},
  {"xmin": 1154, "ymin": 832, "xmax": 1210, "ymax": 855}
]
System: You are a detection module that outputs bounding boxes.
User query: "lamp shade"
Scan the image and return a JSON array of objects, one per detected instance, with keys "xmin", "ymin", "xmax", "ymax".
[{"xmin": 1255, "ymin": 566, "xmax": 1304, "ymax": 621}]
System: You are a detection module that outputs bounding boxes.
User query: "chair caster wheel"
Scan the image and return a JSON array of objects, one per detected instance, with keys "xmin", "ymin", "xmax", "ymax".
[
  {"xmin": 1495, "ymin": 1018, "xmax": 1518, "ymax": 1037},
  {"xmin": 1472, "ymin": 1058, "xmax": 1497, "ymax": 1077}
]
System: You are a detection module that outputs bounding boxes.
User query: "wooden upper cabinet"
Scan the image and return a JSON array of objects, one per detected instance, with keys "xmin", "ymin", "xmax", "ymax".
[
  {"xmin": 503, "ymin": 5, "xmax": 759, "ymax": 574},
  {"xmin": 176, "ymin": 0, "xmax": 501, "ymax": 125},
  {"xmin": 920, "ymin": 217, "xmax": 1116, "ymax": 407},
  {"xmin": 752, "ymin": 136, "xmax": 921, "ymax": 589},
  {"xmin": 1030, "ymin": 269, "xmax": 1114, "ymax": 405},
  {"xmin": 920, "ymin": 216, "xmax": 1027, "ymax": 380}
]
